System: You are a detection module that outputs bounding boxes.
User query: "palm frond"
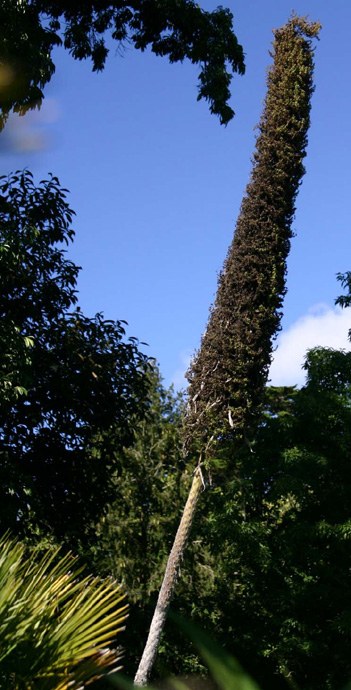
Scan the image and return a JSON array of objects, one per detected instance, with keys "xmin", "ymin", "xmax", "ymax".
[{"xmin": 0, "ymin": 535, "xmax": 128, "ymax": 689}]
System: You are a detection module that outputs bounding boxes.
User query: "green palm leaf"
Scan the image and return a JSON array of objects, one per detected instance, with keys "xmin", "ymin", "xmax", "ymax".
[{"xmin": 0, "ymin": 535, "xmax": 127, "ymax": 689}]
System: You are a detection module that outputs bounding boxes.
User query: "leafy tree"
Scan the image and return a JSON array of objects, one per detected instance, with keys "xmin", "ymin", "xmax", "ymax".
[
  {"xmin": 336, "ymin": 271, "xmax": 351, "ymax": 334},
  {"xmin": 0, "ymin": 535, "xmax": 127, "ymax": 689},
  {"xmin": 97, "ymin": 367, "xmax": 186, "ymax": 597},
  {"xmin": 94, "ymin": 367, "xmax": 192, "ymax": 676},
  {"xmin": 134, "ymin": 16, "xmax": 320, "ymax": 685},
  {"xmin": 0, "ymin": 0, "xmax": 245, "ymax": 129},
  {"xmin": 0, "ymin": 170, "xmax": 151, "ymax": 548},
  {"xmin": 179, "ymin": 348, "xmax": 351, "ymax": 690},
  {"xmin": 112, "ymin": 615, "xmax": 262, "ymax": 690},
  {"xmin": 0, "ymin": 170, "xmax": 78, "ymax": 406}
]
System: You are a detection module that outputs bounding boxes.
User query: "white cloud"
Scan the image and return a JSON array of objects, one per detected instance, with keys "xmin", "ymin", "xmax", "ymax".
[
  {"xmin": 172, "ymin": 305, "xmax": 351, "ymax": 392},
  {"xmin": 269, "ymin": 304, "xmax": 351, "ymax": 387},
  {"xmin": 171, "ymin": 349, "xmax": 192, "ymax": 390}
]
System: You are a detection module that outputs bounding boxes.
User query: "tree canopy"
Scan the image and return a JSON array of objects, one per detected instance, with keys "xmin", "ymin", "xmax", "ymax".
[
  {"xmin": 0, "ymin": 170, "xmax": 151, "ymax": 547},
  {"xmin": 0, "ymin": 0, "xmax": 245, "ymax": 130},
  {"xmin": 159, "ymin": 347, "xmax": 351, "ymax": 689}
]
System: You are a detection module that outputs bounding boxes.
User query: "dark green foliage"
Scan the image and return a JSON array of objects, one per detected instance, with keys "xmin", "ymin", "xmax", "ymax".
[
  {"xmin": 185, "ymin": 16, "xmax": 320, "ymax": 457},
  {"xmin": 0, "ymin": 0, "xmax": 245, "ymax": 129},
  {"xmin": 336, "ymin": 272, "xmax": 351, "ymax": 329},
  {"xmin": 169, "ymin": 612, "xmax": 261, "ymax": 690},
  {"xmin": 111, "ymin": 614, "xmax": 261, "ymax": 690},
  {"xmin": 94, "ymin": 367, "xmax": 193, "ymax": 676},
  {"xmin": 96, "ymin": 368, "xmax": 186, "ymax": 596},
  {"xmin": 176, "ymin": 348, "xmax": 351, "ymax": 689},
  {"xmin": 0, "ymin": 170, "xmax": 78, "ymax": 407},
  {"xmin": 0, "ymin": 170, "xmax": 151, "ymax": 547},
  {"xmin": 0, "ymin": 0, "xmax": 59, "ymax": 130}
]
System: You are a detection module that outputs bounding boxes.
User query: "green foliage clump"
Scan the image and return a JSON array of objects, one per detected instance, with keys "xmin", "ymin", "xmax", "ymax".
[
  {"xmin": 0, "ymin": 170, "xmax": 151, "ymax": 548},
  {"xmin": 97, "ymin": 368, "xmax": 187, "ymax": 597},
  {"xmin": 0, "ymin": 0, "xmax": 59, "ymax": 129},
  {"xmin": 94, "ymin": 367, "xmax": 193, "ymax": 675},
  {"xmin": 185, "ymin": 16, "xmax": 321, "ymax": 457},
  {"xmin": 111, "ymin": 614, "xmax": 261, "ymax": 690},
  {"xmin": 0, "ymin": 0, "xmax": 244, "ymax": 129},
  {"xmin": 177, "ymin": 348, "xmax": 351, "ymax": 689},
  {"xmin": 335, "ymin": 271, "xmax": 351, "ymax": 335}
]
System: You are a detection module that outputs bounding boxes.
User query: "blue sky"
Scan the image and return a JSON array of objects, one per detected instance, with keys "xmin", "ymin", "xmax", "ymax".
[{"xmin": 2, "ymin": 0, "xmax": 351, "ymax": 389}]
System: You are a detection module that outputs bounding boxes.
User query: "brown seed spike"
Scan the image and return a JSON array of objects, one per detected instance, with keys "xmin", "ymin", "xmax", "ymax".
[{"xmin": 184, "ymin": 15, "xmax": 321, "ymax": 460}]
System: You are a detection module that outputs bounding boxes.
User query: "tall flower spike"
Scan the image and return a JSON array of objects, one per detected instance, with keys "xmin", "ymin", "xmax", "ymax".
[
  {"xmin": 135, "ymin": 16, "xmax": 320, "ymax": 686},
  {"xmin": 185, "ymin": 15, "xmax": 321, "ymax": 458}
]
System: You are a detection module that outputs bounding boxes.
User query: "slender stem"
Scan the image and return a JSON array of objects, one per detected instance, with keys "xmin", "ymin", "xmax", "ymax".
[{"xmin": 134, "ymin": 467, "xmax": 203, "ymax": 686}]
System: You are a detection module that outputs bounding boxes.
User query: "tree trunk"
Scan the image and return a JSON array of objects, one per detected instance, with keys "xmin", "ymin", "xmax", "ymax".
[{"xmin": 134, "ymin": 467, "xmax": 203, "ymax": 686}]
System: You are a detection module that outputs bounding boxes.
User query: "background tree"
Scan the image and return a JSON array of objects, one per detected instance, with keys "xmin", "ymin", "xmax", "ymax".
[
  {"xmin": 336, "ymin": 271, "xmax": 351, "ymax": 324},
  {"xmin": 135, "ymin": 15, "xmax": 321, "ymax": 685},
  {"xmin": 0, "ymin": 0, "xmax": 244, "ymax": 130},
  {"xmin": 0, "ymin": 170, "xmax": 151, "ymax": 549},
  {"xmin": 96, "ymin": 368, "xmax": 186, "ymax": 597},
  {"xmin": 181, "ymin": 347, "xmax": 351, "ymax": 690},
  {"xmin": 102, "ymin": 345, "xmax": 351, "ymax": 689},
  {"xmin": 94, "ymin": 367, "xmax": 193, "ymax": 676}
]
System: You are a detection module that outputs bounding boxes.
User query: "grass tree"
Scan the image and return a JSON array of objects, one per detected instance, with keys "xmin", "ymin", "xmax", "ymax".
[{"xmin": 134, "ymin": 15, "xmax": 320, "ymax": 686}]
